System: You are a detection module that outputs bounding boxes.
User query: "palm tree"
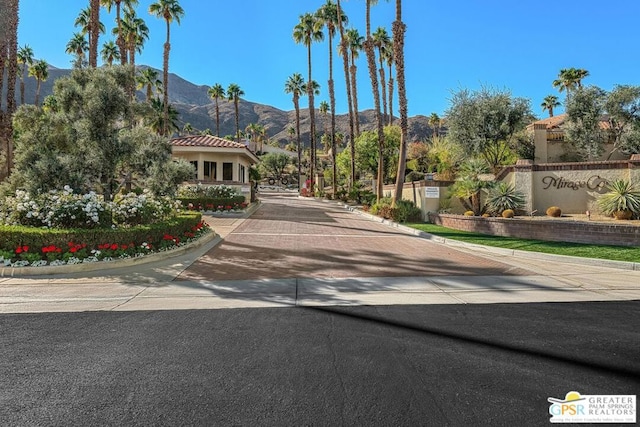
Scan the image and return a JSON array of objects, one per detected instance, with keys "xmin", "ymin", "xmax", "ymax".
[
  {"xmin": 392, "ymin": 0, "xmax": 409, "ymax": 205},
  {"xmin": 383, "ymin": 41, "xmax": 394, "ymax": 125},
  {"xmin": 101, "ymin": 0, "xmax": 139, "ymax": 64},
  {"xmin": 293, "ymin": 12, "xmax": 324, "ymax": 192},
  {"xmin": 101, "ymin": 40, "xmax": 120, "ymax": 65},
  {"xmin": 363, "ymin": 0, "xmax": 385, "ymax": 201},
  {"xmin": 318, "ymin": 0, "xmax": 346, "ymax": 196},
  {"xmin": 137, "ymin": 68, "xmax": 162, "ymax": 101},
  {"xmin": 147, "ymin": 98, "xmax": 179, "ymax": 136},
  {"xmin": 17, "ymin": 45, "xmax": 34, "ymax": 105},
  {"xmin": 74, "ymin": 5, "xmax": 105, "ymax": 68},
  {"xmin": 121, "ymin": 7, "xmax": 148, "ymax": 70},
  {"xmin": 428, "ymin": 113, "xmax": 440, "ymax": 137},
  {"xmin": 373, "ymin": 26, "xmax": 391, "ymax": 124},
  {"xmin": 227, "ymin": 83, "xmax": 244, "ymax": 142},
  {"xmin": 285, "ymin": 73, "xmax": 306, "ymax": 188},
  {"xmin": 344, "ymin": 28, "xmax": 364, "ymax": 136},
  {"xmin": 319, "ymin": 100, "xmax": 330, "ymax": 136},
  {"xmin": 1, "ymin": 0, "xmax": 19, "ymax": 177},
  {"xmin": 66, "ymin": 32, "xmax": 89, "ymax": 68},
  {"xmin": 182, "ymin": 122, "xmax": 193, "ymax": 135},
  {"xmin": 29, "ymin": 60, "xmax": 49, "ymax": 107},
  {"xmin": 149, "ymin": 0, "xmax": 185, "ymax": 136},
  {"xmin": 335, "ymin": 0, "xmax": 356, "ymax": 187},
  {"xmin": 207, "ymin": 83, "xmax": 225, "ymax": 136},
  {"xmin": 552, "ymin": 67, "xmax": 589, "ymax": 100},
  {"xmin": 541, "ymin": 95, "xmax": 560, "ymax": 118}
]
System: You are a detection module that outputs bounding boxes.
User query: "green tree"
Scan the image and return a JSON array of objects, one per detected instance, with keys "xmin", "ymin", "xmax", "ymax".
[
  {"xmin": 344, "ymin": 27, "xmax": 363, "ymax": 135},
  {"xmin": 121, "ymin": 7, "xmax": 149, "ymax": 70},
  {"xmin": 285, "ymin": 73, "xmax": 306, "ymax": 186},
  {"xmin": 565, "ymin": 86, "xmax": 607, "ymax": 160},
  {"xmin": 552, "ymin": 67, "xmax": 589, "ymax": 100},
  {"xmin": 293, "ymin": 12, "xmax": 324, "ymax": 189},
  {"xmin": 74, "ymin": 4, "xmax": 105, "ymax": 68},
  {"xmin": 604, "ymin": 85, "xmax": 640, "ymax": 156},
  {"xmin": 28, "ymin": 60, "xmax": 49, "ymax": 107},
  {"xmin": 10, "ymin": 66, "xmax": 189, "ymax": 199},
  {"xmin": 227, "ymin": 83, "xmax": 244, "ymax": 142},
  {"xmin": 146, "ymin": 97, "xmax": 180, "ymax": 136},
  {"xmin": 260, "ymin": 152, "xmax": 292, "ymax": 181},
  {"xmin": 428, "ymin": 113, "xmax": 440, "ymax": 138},
  {"xmin": 148, "ymin": 0, "xmax": 184, "ymax": 136},
  {"xmin": 17, "ymin": 45, "xmax": 34, "ymax": 105},
  {"xmin": 373, "ymin": 26, "xmax": 391, "ymax": 123},
  {"xmin": 101, "ymin": 40, "xmax": 120, "ymax": 65},
  {"xmin": 541, "ymin": 94, "xmax": 560, "ymax": 118},
  {"xmin": 450, "ymin": 158, "xmax": 491, "ymax": 215},
  {"xmin": 207, "ymin": 83, "xmax": 225, "ymax": 136},
  {"xmin": 446, "ymin": 87, "xmax": 532, "ymax": 171}
]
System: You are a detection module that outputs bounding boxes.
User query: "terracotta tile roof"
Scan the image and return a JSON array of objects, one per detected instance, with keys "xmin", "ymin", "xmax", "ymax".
[
  {"xmin": 528, "ymin": 113, "xmax": 611, "ymax": 130},
  {"xmin": 170, "ymin": 134, "xmax": 249, "ymax": 149}
]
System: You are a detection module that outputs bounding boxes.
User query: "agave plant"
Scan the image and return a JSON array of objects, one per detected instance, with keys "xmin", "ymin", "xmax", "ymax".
[
  {"xmin": 598, "ymin": 180, "xmax": 640, "ymax": 219},
  {"xmin": 484, "ymin": 182, "xmax": 525, "ymax": 215}
]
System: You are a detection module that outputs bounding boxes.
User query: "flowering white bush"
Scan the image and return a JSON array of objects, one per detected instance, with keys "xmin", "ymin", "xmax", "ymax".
[
  {"xmin": 177, "ymin": 184, "xmax": 240, "ymax": 199},
  {"xmin": 0, "ymin": 186, "xmax": 111, "ymax": 228},
  {"xmin": 112, "ymin": 190, "xmax": 178, "ymax": 227}
]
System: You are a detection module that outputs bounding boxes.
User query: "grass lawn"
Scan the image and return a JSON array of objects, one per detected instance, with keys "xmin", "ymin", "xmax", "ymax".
[{"xmin": 407, "ymin": 223, "xmax": 640, "ymax": 263}]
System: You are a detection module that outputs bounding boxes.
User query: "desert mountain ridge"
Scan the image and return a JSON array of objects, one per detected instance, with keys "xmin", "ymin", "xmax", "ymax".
[{"xmin": 3, "ymin": 65, "xmax": 436, "ymax": 145}]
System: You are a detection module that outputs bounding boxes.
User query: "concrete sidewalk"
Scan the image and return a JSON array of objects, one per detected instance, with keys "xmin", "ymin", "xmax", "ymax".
[{"xmin": 1, "ymin": 194, "xmax": 639, "ymax": 313}]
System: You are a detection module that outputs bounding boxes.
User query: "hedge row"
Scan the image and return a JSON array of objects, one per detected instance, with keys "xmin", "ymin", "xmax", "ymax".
[{"xmin": 0, "ymin": 212, "xmax": 203, "ymax": 252}]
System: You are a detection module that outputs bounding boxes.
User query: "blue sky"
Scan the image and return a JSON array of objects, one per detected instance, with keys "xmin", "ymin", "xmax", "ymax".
[{"xmin": 17, "ymin": 0, "xmax": 640, "ymax": 118}]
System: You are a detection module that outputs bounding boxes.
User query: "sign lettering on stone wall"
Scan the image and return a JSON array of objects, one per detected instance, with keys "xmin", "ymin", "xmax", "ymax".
[{"xmin": 541, "ymin": 175, "xmax": 608, "ymax": 191}]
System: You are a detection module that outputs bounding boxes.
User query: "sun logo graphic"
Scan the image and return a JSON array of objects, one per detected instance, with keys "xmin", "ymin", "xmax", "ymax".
[{"xmin": 548, "ymin": 391, "xmax": 636, "ymax": 423}]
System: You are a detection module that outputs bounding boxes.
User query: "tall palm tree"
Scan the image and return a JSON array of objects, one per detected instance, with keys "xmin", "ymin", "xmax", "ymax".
[
  {"xmin": 285, "ymin": 73, "xmax": 306, "ymax": 188},
  {"xmin": 66, "ymin": 32, "xmax": 89, "ymax": 68},
  {"xmin": 207, "ymin": 83, "xmax": 225, "ymax": 136},
  {"xmin": 1, "ymin": 0, "xmax": 19, "ymax": 177},
  {"xmin": 149, "ymin": 0, "xmax": 185, "ymax": 136},
  {"xmin": 363, "ymin": 0, "xmax": 385, "ymax": 201},
  {"xmin": 383, "ymin": 41, "xmax": 394, "ymax": 125},
  {"xmin": 373, "ymin": 26, "xmax": 391, "ymax": 124},
  {"xmin": 552, "ymin": 67, "xmax": 589, "ymax": 100},
  {"xmin": 17, "ymin": 45, "xmax": 34, "ymax": 105},
  {"xmin": 541, "ymin": 95, "xmax": 560, "ymax": 118},
  {"xmin": 147, "ymin": 98, "xmax": 180, "ymax": 136},
  {"xmin": 101, "ymin": 40, "xmax": 120, "ymax": 65},
  {"xmin": 74, "ymin": 5, "xmax": 105, "ymax": 68},
  {"xmin": 121, "ymin": 8, "xmax": 148, "ymax": 70},
  {"xmin": 293, "ymin": 12, "xmax": 324, "ymax": 192},
  {"xmin": 392, "ymin": 0, "xmax": 409, "ymax": 205},
  {"xmin": 428, "ymin": 113, "xmax": 440, "ymax": 137},
  {"xmin": 319, "ymin": 100, "xmax": 330, "ymax": 136},
  {"xmin": 318, "ymin": 0, "xmax": 346, "ymax": 196},
  {"xmin": 227, "ymin": 83, "xmax": 244, "ymax": 142},
  {"xmin": 344, "ymin": 28, "xmax": 363, "ymax": 136},
  {"xmin": 29, "ymin": 60, "xmax": 49, "ymax": 107},
  {"xmin": 137, "ymin": 67, "xmax": 162, "ymax": 101},
  {"xmin": 335, "ymin": 0, "xmax": 356, "ymax": 187},
  {"xmin": 101, "ymin": 0, "xmax": 139, "ymax": 64}
]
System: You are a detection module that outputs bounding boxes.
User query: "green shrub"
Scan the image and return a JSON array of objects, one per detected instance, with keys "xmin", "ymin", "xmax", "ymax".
[
  {"xmin": 597, "ymin": 179, "xmax": 640, "ymax": 218},
  {"xmin": 485, "ymin": 183, "xmax": 525, "ymax": 215},
  {"xmin": 370, "ymin": 197, "xmax": 393, "ymax": 216},
  {"xmin": 177, "ymin": 196, "xmax": 246, "ymax": 211},
  {"xmin": 391, "ymin": 200, "xmax": 422, "ymax": 223},
  {"xmin": 546, "ymin": 206, "xmax": 562, "ymax": 217}
]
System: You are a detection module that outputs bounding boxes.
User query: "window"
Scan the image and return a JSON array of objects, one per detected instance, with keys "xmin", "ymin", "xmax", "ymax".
[
  {"xmin": 189, "ymin": 161, "xmax": 198, "ymax": 180},
  {"xmin": 239, "ymin": 165, "xmax": 246, "ymax": 183},
  {"xmin": 204, "ymin": 161, "xmax": 216, "ymax": 180},
  {"xmin": 223, "ymin": 162, "xmax": 233, "ymax": 181}
]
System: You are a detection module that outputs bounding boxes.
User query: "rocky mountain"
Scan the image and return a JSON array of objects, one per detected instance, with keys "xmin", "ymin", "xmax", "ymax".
[{"xmin": 4, "ymin": 65, "xmax": 435, "ymax": 145}]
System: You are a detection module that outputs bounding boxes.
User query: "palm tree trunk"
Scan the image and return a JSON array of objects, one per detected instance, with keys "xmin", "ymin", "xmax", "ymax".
[
  {"xmin": 215, "ymin": 98, "xmax": 220, "ymax": 136},
  {"xmin": 20, "ymin": 64, "xmax": 27, "ymax": 105},
  {"xmin": 234, "ymin": 99, "xmax": 240, "ymax": 142},
  {"xmin": 89, "ymin": 0, "xmax": 99, "ymax": 68},
  {"xmin": 162, "ymin": 20, "xmax": 170, "ymax": 136},
  {"xmin": 336, "ymin": 0, "xmax": 356, "ymax": 188},
  {"xmin": 2, "ymin": 0, "xmax": 18, "ymax": 177},
  {"xmin": 378, "ymin": 54, "xmax": 387, "ymax": 125},
  {"xmin": 294, "ymin": 96, "xmax": 302, "ymax": 190},
  {"xmin": 392, "ymin": 1, "xmax": 409, "ymax": 205},
  {"xmin": 307, "ymin": 42, "xmax": 316, "ymax": 191},
  {"xmin": 364, "ymin": 37, "xmax": 384, "ymax": 200},
  {"xmin": 388, "ymin": 62, "xmax": 394, "ymax": 125},
  {"xmin": 350, "ymin": 62, "xmax": 361, "ymax": 136},
  {"xmin": 116, "ymin": 2, "xmax": 127, "ymax": 64},
  {"xmin": 35, "ymin": 80, "xmax": 41, "ymax": 107},
  {"xmin": 329, "ymin": 36, "xmax": 337, "ymax": 196}
]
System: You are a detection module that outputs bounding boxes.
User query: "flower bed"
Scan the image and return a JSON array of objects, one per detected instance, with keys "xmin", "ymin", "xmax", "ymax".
[
  {"xmin": 177, "ymin": 197, "xmax": 247, "ymax": 212},
  {"xmin": 0, "ymin": 212, "xmax": 209, "ymax": 268}
]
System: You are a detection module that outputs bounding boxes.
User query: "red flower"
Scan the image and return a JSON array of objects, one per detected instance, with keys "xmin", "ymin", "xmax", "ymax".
[
  {"xmin": 110, "ymin": 243, "xmax": 118, "ymax": 251},
  {"xmin": 70, "ymin": 247, "xmax": 77, "ymax": 253}
]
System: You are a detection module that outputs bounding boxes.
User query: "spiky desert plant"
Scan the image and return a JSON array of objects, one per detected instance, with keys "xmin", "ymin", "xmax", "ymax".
[
  {"xmin": 485, "ymin": 182, "xmax": 525, "ymax": 215},
  {"xmin": 598, "ymin": 179, "xmax": 640, "ymax": 218}
]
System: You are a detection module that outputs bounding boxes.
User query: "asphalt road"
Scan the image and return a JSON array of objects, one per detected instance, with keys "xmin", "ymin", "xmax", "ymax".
[{"xmin": 1, "ymin": 301, "xmax": 638, "ymax": 426}]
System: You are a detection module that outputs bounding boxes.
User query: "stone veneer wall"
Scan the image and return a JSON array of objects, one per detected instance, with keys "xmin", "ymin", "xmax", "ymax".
[{"xmin": 428, "ymin": 213, "xmax": 640, "ymax": 247}]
